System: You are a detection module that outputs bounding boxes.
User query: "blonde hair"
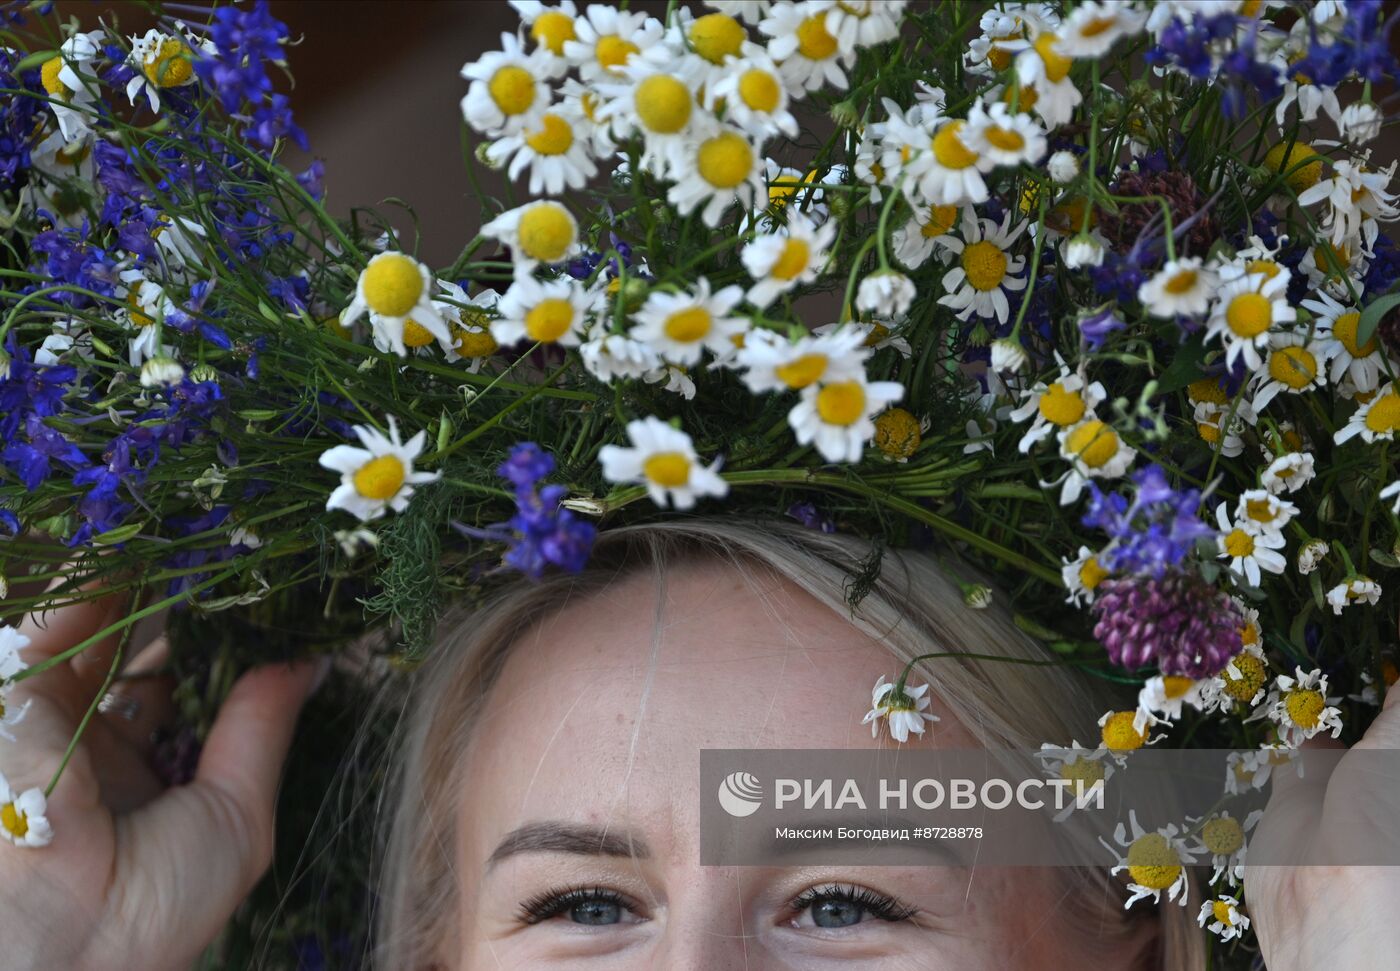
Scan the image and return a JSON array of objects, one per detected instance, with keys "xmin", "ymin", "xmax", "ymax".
[{"xmin": 374, "ymin": 516, "xmax": 1202, "ymax": 969}]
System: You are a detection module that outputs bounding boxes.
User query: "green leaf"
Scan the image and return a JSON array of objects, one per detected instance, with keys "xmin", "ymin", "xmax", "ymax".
[
  {"xmin": 1357, "ymin": 290, "xmax": 1400, "ymax": 347},
  {"xmin": 14, "ymin": 50, "xmax": 57, "ymax": 72},
  {"xmin": 236, "ymin": 409, "xmax": 279, "ymax": 421},
  {"xmin": 1155, "ymin": 333, "xmax": 1209, "ymax": 394},
  {"xmin": 1308, "ymin": 571, "xmax": 1325, "ymax": 612},
  {"xmin": 1369, "ymin": 548, "xmax": 1400, "ymax": 569},
  {"xmin": 93, "ymin": 522, "xmax": 146, "ymax": 546}
]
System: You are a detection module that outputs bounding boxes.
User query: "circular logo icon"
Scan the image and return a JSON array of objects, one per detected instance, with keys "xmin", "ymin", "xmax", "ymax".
[{"xmin": 717, "ymin": 771, "xmax": 763, "ymax": 818}]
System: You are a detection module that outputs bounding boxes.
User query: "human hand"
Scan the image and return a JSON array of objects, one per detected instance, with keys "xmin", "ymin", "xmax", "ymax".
[
  {"xmin": 1244, "ymin": 688, "xmax": 1400, "ymax": 970},
  {"xmin": 0, "ymin": 593, "xmax": 322, "ymax": 971}
]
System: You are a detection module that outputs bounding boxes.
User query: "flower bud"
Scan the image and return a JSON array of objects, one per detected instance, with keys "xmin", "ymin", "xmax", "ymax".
[
  {"xmin": 1297, "ymin": 539, "xmax": 1329, "ymax": 575},
  {"xmin": 140, "ymin": 355, "xmax": 185, "ymax": 387}
]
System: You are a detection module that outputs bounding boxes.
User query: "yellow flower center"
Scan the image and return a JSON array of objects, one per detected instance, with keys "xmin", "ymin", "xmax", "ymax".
[
  {"xmin": 361, "ymin": 254, "xmax": 424, "ymax": 318},
  {"xmin": 932, "ymin": 120, "xmax": 978, "ymax": 170},
  {"xmin": 1003, "ymin": 82, "xmax": 1039, "ymax": 110},
  {"xmin": 1224, "ymin": 528, "xmax": 1255, "ymax": 558},
  {"xmin": 1285, "ymin": 688, "xmax": 1325, "ymax": 729},
  {"xmin": 452, "ymin": 325, "xmax": 498, "ymax": 358},
  {"xmin": 1225, "ymin": 292, "xmax": 1273, "ymax": 338},
  {"xmin": 1212, "ymin": 900, "xmax": 1237, "ymax": 926},
  {"xmin": 1332, "ymin": 311, "xmax": 1378, "ymax": 357},
  {"xmin": 353, "ymin": 455, "xmax": 406, "ymax": 501},
  {"xmin": 1263, "ymin": 140, "xmax": 1323, "ymax": 193},
  {"xmin": 596, "ymin": 35, "xmax": 640, "ymax": 74},
  {"xmin": 1060, "ymin": 755, "xmax": 1105, "ymax": 789},
  {"xmin": 517, "ymin": 203, "xmax": 575, "ymax": 262},
  {"xmin": 1223, "ymin": 652, "xmax": 1267, "ymax": 702},
  {"xmin": 525, "ymin": 113, "xmax": 574, "ymax": 155},
  {"xmin": 1188, "ymin": 377, "xmax": 1229, "ymax": 405},
  {"xmin": 1079, "ymin": 16, "xmax": 1119, "ymax": 37},
  {"xmin": 796, "ymin": 15, "xmax": 838, "ymax": 60},
  {"xmin": 696, "ymin": 131, "xmax": 753, "ymax": 188},
  {"xmin": 488, "ymin": 65, "xmax": 537, "ymax": 116},
  {"xmin": 863, "ymin": 323, "xmax": 891, "ymax": 347},
  {"xmin": 41, "ymin": 56, "xmax": 70, "ymax": 98},
  {"xmin": 643, "ymin": 452, "xmax": 691, "ymax": 488},
  {"xmin": 127, "ymin": 290, "xmax": 155, "ymax": 328},
  {"xmin": 816, "ymin": 380, "xmax": 867, "ymax": 426},
  {"xmin": 1197, "ymin": 421, "xmax": 1222, "ymax": 444},
  {"xmin": 1313, "ymin": 241, "xmax": 1349, "ymax": 278},
  {"xmin": 1201, "ymin": 816, "xmax": 1245, "ymax": 856},
  {"xmin": 530, "ymin": 10, "xmax": 576, "ymax": 55},
  {"xmin": 983, "ymin": 124, "xmax": 1026, "ymax": 153},
  {"xmin": 1065, "ymin": 420, "xmax": 1119, "ymax": 469},
  {"xmin": 634, "ymin": 74, "xmax": 692, "ymax": 133},
  {"xmin": 1039, "ymin": 381, "xmax": 1086, "ymax": 426},
  {"xmin": 1163, "ymin": 269, "xmax": 1198, "ymax": 295},
  {"xmin": 874, "ymin": 407, "xmax": 921, "ymax": 459},
  {"xmin": 1079, "ymin": 557, "xmax": 1108, "ymax": 590},
  {"xmin": 1127, "ymin": 833, "xmax": 1182, "ymax": 891},
  {"xmin": 1100, "ymin": 710, "xmax": 1147, "ymax": 752},
  {"xmin": 401, "ymin": 319, "xmax": 436, "ymax": 348},
  {"xmin": 962, "ymin": 240, "xmax": 1007, "ymax": 291},
  {"xmin": 920, "ymin": 203, "xmax": 959, "ymax": 239},
  {"xmin": 1365, "ymin": 391, "xmax": 1400, "ymax": 435},
  {"xmin": 1268, "ymin": 346, "xmax": 1318, "ymax": 390},
  {"xmin": 1245, "ymin": 258, "xmax": 1282, "ymax": 280},
  {"xmin": 524, "ymin": 298, "xmax": 576, "ymax": 342},
  {"xmin": 143, "ymin": 37, "xmax": 194, "ymax": 87},
  {"xmin": 1162, "ymin": 675, "xmax": 1194, "ymax": 700},
  {"xmin": 664, "ymin": 306, "xmax": 713, "ymax": 342},
  {"xmin": 775, "ymin": 352, "xmax": 828, "ymax": 388},
  {"xmin": 1034, "ymin": 33, "xmax": 1073, "ymax": 82},
  {"xmin": 690, "ymin": 12, "xmax": 746, "ymax": 64},
  {"xmin": 737, "ymin": 68, "xmax": 781, "ymax": 112},
  {"xmin": 1241, "ymin": 619, "xmax": 1261, "ymax": 647},
  {"xmin": 1, "ymin": 802, "xmax": 28, "ymax": 839},
  {"xmin": 769, "ymin": 238, "xmax": 812, "ymax": 281},
  {"xmin": 987, "ymin": 46, "xmax": 1015, "ymax": 72},
  {"xmin": 1245, "ymin": 498, "xmax": 1280, "ymax": 524}
]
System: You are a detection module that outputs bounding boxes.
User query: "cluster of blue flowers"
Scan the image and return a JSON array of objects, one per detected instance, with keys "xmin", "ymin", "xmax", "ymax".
[
  {"xmin": 193, "ymin": 1, "xmax": 306, "ymax": 150},
  {"xmin": 1081, "ymin": 464, "xmax": 1216, "ymax": 578}
]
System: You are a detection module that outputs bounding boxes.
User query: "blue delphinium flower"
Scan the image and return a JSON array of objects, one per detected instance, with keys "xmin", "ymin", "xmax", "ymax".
[
  {"xmin": 0, "ymin": 335, "xmax": 78, "ymax": 438},
  {"xmin": 1082, "ymin": 465, "xmax": 1215, "ymax": 577}
]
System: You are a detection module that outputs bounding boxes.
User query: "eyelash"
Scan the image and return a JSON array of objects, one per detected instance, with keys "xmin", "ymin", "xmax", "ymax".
[
  {"xmin": 517, "ymin": 885, "xmax": 641, "ymax": 925},
  {"xmin": 790, "ymin": 883, "xmax": 917, "ymax": 923}
]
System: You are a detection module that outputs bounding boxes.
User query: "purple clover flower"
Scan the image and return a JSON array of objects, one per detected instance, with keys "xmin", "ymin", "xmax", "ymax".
[{"xmin": 1091, "ymin": 572, "xmax": 1244, "ymax": 677}]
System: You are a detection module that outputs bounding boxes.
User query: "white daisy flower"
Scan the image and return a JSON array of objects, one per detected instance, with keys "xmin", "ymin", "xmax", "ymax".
[
  {"xmin": 1013, "ymin": 31, "xmax": 1082, "ymax": 128},
  {"xmin": 0, "ymin": 771, "xmax": 52, "ymax": 848},
  {"xmin": 667, "ymin": 127, "xmax": 765, "ymax": 226},
  {"xmin": 599, "ymin": 417, "xmax": 729, "ymax": 509},
  {"xmin": 1136, "ymin": 674, "xmax": 1208, "ymax": 732},
  {"xmin": 333, "ymin": 528, "xmax": 379, "ymax": 559},
  {"xmin": 1261, "ymin": 450, "xmax": 1315, "ymax": 493},
  {"xmin": 319, "ymin": 416, "xmax": 441, "ymax": 523},
  {"xmin": 1054, "ymin": 418, "xmax": 1135, "ymax": 504},
  {"xmin": 788, "ymin": 373, "xmax": 905, "ymax": 463},
  {"xmin": 630, "ymin": 278, "xmax": 747, "ymax": 366},
  {"xmin": 906, "ymin": 118, "xmax": 990, "ymax": 206},
  {"xmin": 481, "ymin": 200, "xmax": 580, "ymax": 268},
  {"xmin": 1265, "ymin": 667, "xmax": 1343, "ymax": 746},
  {"xmin": 862, "ymin": 674, "xmax": 938, "ymax": 743},
  {"xmin": 1048, "ymin": 149, "xmax": 1080, "ymax": 183},
  {"xmin": 1236, "ymin": 488, "xmax": 1298, "ymax": 535},
  {"xmin": 759, "ymin": 159, "xmax": 828, "ymax": 218},
  {"xmin": 579, "ymin": 322, "xmax": 662, "ymax": 383},
  {"xmin": 891, "ymin": 202, "xmax": 961, "ymax": 269},
  {"xmin": 1062, "ymin": 235, "xmax": 1104, "ymax": 268},
  {"xmin": 1199, "ymin": 895, "xmax": 1251, "ymax": 942},
  {"xmin": 596, "ymin": 52, "xmax": 705, "ymax": 175},
  {"xmin": 644, "ymin": 363, "xmax": 698, "ymax": 399},
  {"xmin": 1061, "ymin": 546, "xmax": 1110, "ymax": 606},
  {"xmin": 1190, "ymin": 807, "xmax": 1263, "ymax": 886},
  {"xmin": 959, "ymin": 100, "xmax": 1047, "ymax": 170},
  {"xmin": 492, "ymin": 275, "xmax": 591, "ymax": 348},
  {"xmin": 1297, "ymin": 157, "xmax": 1399, "ymax": 250},
  {"xmin": 707, "ymin": 44, "xmax": 799, "ymax": 140},
  {"xmin": 1137, "ymin": 257, "xmax": 1217, "ymax": 318},
  {"xmin": 437, "ymin": 281, "xmax": 502, "ymax": 367},
  {"xmin": 990, "ymin": 338, "xmax": 1029, "ymax": 374},
  {"xmin": 510, "ymin": 0, "xmax": 580, "ymax": 64},
  {"xmin": 1102, "ymin": 810, "xmax": 1196, "ymax": 908},
  {"xmin": 813, "ymin": 320, "xmax": 913, "ymax": 357},
  {"xmin": 670, "ymin": 8, "xmax": 751, "ymax": 92},
  {"xmin": 1298, "ymin": 236, "xmax": 1370, "ymax": 294},
  {"xmin": 1057, "ymin": 1, "xmax": 1146, "ymax": 57},
  {"xmin": 1192, "ymin": 399, "xmax": 1255, "ymax": 458},
  {"xmin": 1300, "ymin": 290, "xmax": 1387, "ymax": 393},
  {"xmin": 1215, "ymin": 234, "xmax": 1292, "ymax": 289},
  {"xmin": 117, "ymin": 269, "xmax": 177, "ymax": 367},
  {"xmin": 139, "ymin": 356, "xmax": 185, "ymax": 388},
  {"xmin": 855, "ymin": 270, "xmax": 916, "ymax": 317},
  {"xmin": 936, "ymin": 210, "xmax": 1029, "ymax": 324},
  {"xmin": 1326, "ymin": 576, "xmax": 1382, "ymax": 615},
  {"xmin": 967, "ymin": 3, "xmax": 1060, "ymax": 76},
  {"xmin": 1204, "ymin": 271, "xmax": 1296, "ymax": 371},
  {"xmin": 1335, "ymin": 382, "xmax": 1400, "ymax": 444},
  {"xmin": 1338, "ymin": 101, "xmax": 1383, "ymax": 145},
  {"xmin": 706, "ymin": 1, "xmax": 774, "ymax": 24},
  {"xmin": 735, "ymin": 324, "xmax": 867, "ymax": 394},
  {"xmin": 563, "ymin": 5, "xmax": 665, "ymax": 83},
  {"xmin": 1296, "ymin": 538, "xmax": 1329, "ymax": 574},
  {"xmin": 0, "ymin": 626, "xmax": 31, "ymax": 742},
  {"xmin": 741, "ymin": 211, "xmax": 834, "ymax": 308},
  {"xmin": 484, "ymin": 104, "xmax": 598, "ymax": 195},
  {"xmin": 759, "ymin": 1, "xmax": 856, "ymax": 92},
  {"xmin": 340, "ymin": 252, "xmax": 450, "ymax": 358},
  {"xmin": 1037, "ymin": 739, "xmax": 1113, "ymax": 820},
  {"xmin": 1215, "ymin": 502, "xmax": 1286, "ymax": 586},
  {"xmin": 1249, "ymin": 332, "xmax": 1326, "ymax": 411},
  {"xmin": 558, "ymin": 77, "xmax": 616, "ymax": 157},
  {"xmin": 1273, "ymin": 65, "xmax": 1342, "ymax": 129},
  {"xmin": 1098, "ymin": 709, "xmax": 1165, "ymax": 761},
  {"xmin": 125, "ymin": 28, "xmax": 212, "ymax": 114},
  {"xmin": 38, "ymin": 30, "xmax": 103, "ymax": 142},
  {"xmin": 1204, "ymin": 633, "xmax": 1270, "ymax": 712},
  {"xmin": 809, "ymin": 0, "xmax": 907, "ymax": 55},
  {"xmin": 460, "ymin": 32, "xmax": 554, "ymax": 135}
]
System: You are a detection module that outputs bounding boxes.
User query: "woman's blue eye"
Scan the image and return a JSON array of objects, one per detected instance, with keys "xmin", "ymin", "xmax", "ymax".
[
  {"xmin": 810, "ymin": 898, "xmax": 864, "ymax": 927},
  {"xmin": 570, "ymin": 899, "xmax": 622, "ymax": 925}
]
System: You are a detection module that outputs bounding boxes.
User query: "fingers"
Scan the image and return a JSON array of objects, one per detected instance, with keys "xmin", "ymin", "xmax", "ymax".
[
  {"xmin": 1352, "ymin": 681, "xmax": 1400, "ymax": 750},
  {"xmin": 16, "ymin": 588, "xmax": 126, "ymax": 666},
  {"xmin": 95, "ymin": 636, "xmax": 176, "ymax": 755}
]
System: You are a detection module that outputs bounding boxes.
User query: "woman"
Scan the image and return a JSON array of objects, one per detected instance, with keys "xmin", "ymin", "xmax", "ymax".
[{"xmin": 1, "ymin": 519, "xmax": 1396, "ymax": 969}]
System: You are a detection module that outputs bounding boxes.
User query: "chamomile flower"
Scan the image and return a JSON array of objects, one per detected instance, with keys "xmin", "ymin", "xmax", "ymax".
[
  {"xmin": 1207, "ymin": 636, "xmax": 1270, "ymax": 711},
  {"xmin": 1061, "ymin": 546, "xmax": 1110, "ymax": 606},
  {"xmin": 1199, "ymin": 895, "xmax": 1251, "ymax": 942},
  {"xmin": 808, "ymin": 0, "xmax": 908, "ymax": 55},
  {"xmin": 759, "ymin": 1, "xmax": 855, "ymax": 92},
  {"xmin": 672, "ymin": 9, "xmax": 751, "ymax": 91},
  {"xmin": 741, "ymin": 211, "xmax": 834, "ymax": 308},
  {"xmin": 862, "ymin": 674, "xmax": 938, "ymax": 743},
  {"xmin": 968, "ymin": 4, "xmax": 1058, "ymax": 76},
  {"xmin": 707, "ymin": 1, "xmax": 774, "ymax": 24},
  {"xmin": 1014, "ymin": 30, "xmax": 1082, "ymax": 128},
  {"xmin": 436, "ymin": 281, "xmax": 502, "ymax": 367},
  {"xmin": 1298, "ymin": 237, "xmax": 1369, "ymax": 294},
  {"xmin": 1137, "ymin": 257, "xmax": 1216, "ymax": 318},
  {"xmin": 891, "ymin": 202, "xmax": 960, "ymax": 269},
  {"xmin": 597, "ymin": 54, "xmax": 705, "ymax": 174},
  {"xmin": 1215, "ymin": 502, "xmax": 1286, "ymax": 587},
  {"xmin": 1103, "ymin": 811, "xmax": 1195, "ymax": 908},
  {"xmin": 0, "ymin": 626, "xmax": 30, "ymax": 742},
  {"xmin": 1326, "ymin": 576, "xmax": 1382, "ymax": 614},
  {"xmin": 460, "ymin": 32, "xmax": 553, "ymax": 135},
  {"xmin": 1265, "ymin": 667, "xmax": 1343, "ymax": 745},
  {"xmin": 1192, "ymin": 808, "xmax": 1262, "ymax": 886},
  {"xmin": 668, "ymin": 127, "xmax": 766, "ymax": 226},
  {"xmin": 493, "ymin": 275, "xmax": 590, "ymax": 348},
  {"xmin": 1099, "ymin": 709, "xmax": 1165, "ymax": 760},
  {"xmin": 1037, "ymin": 740, "xmax": 1112, "ymax": 820},
  {"xmin": 579, "ymin": 323, "xmax": 662, "ymax": 382},
  {"xmin": 707, "ymin": 45, "xmax": 799, "ymax": 140},
  {"xmin": 558, "ymin": 77, "xmax": 616, "ymax": 156},
  {"xmin": 1235, "ymin": 489, "xmax": 1298, "ymax": 536},
  {"xmin": 481, "ymin": 200, "xmax": 580, "ymax": 268},
  {"xmin": 907, "ymin": 118, "xmax": 990, "ymax": 206},
  {"xmin": 117, "ymin": 269, "xmax": 177, "ymax": 366},
  {"xmin": 0, "ymin": 771, "xmax": 52, "ymax": 848},
  {"xmin": 1335, "ymin": 382, "xmax": 1400, "ymax": 444},
  {"xmin": 788, "ymin": 372, "xmax": 905, "ymax": 463},
  {"xmin": 1301, "ymin": 290, "xmax": 1387, "ymax": 393},
  {"xmin": 936, "ymin": 210, "xmax": 1028, "ymax": 323},
  {"xmin": 1338, "ymin": 101, "xmax": 1383, "ymax": 145},
  {"xmin": 1136, "ymin": 674, "xmax": 1208, "ymax": 732},
  {"xmin": 1261, "ymin": 450, "xmax": 1315, "ymax": 493},
  {"xmin": 599, "ymin": 416, "xmax": 729, "ymax": 509},
  {"xmin": 959, "ymin": 100, "xmax": 1047, "ymax": 169},
  {"xmin": 1205, "ymin": 273, "xmax": 1296, "ymax": 371},
  {"xmin": 509, "ymin": 0, "xmax": 580, "ymax": 65},
  {"xmin": 735, "ymin": 324, "xmax": 867, "ymax": 394},
  {"xmin": 1047, "ymin": 149, "xmax": 1079, "ymax": 183},
  {"xmin": 38, "ymin": 30, "xmax": 103, "ymax": 142},
  {"xmin": 1057, "ymin": 1, "xmax": 1146, "ymax": 57},
  {"xmin": 319, "ymin": 416, "xmax": 441, "ymax": 523},
  {"xmin": 1297, "ymin": 157, "xmax": 1399, "ymax": 249},
  {"xmin": 340, "ymin": 252, "xmax": 450, "ymax": 358},
  {"xmin": 1062, "ymin": 235, "xmax": 1104, "ymax": 268},
  {"xmin": 126, "ymin": 28, "xmax": 211, "ymax": 113},
  {"xmin": 630, "ymin": 278, "xmax": 747, "ymax": 366},
  {"xmin": 990, "ymin": 338, "xmax": 1029, "ymax": 374},
  {"xmin": 484, "ymin": 104, "xmax": 598, "ymax": 194},
  {"xmin": 1192, "ymin": 399, "xmax": 1255, "ymax": 458},
  {"xmin": 1054, "ymin": 418, "xmax": 1135, "ymax": 504},
  {"xmin": 1249, "ymin": 333, "xmax": 1326, "ymax": 411},
  {"xmin": 563, "ymin": 5, "xmax": 665, "ymax": 83},
  {"xmin": 1296, "ymin": 538, "xmax": 1329, "ymax": 574}
]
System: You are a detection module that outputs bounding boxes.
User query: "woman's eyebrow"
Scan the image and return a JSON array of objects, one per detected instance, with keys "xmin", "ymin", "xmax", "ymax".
[{"xmin": 487, "ymin": 821, "xmax": 652, "ymax": 869}]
